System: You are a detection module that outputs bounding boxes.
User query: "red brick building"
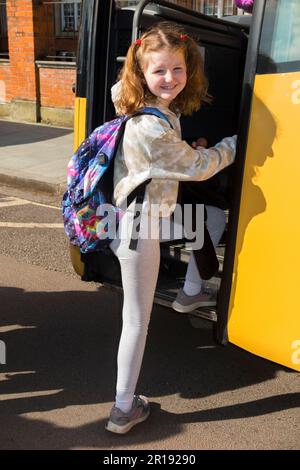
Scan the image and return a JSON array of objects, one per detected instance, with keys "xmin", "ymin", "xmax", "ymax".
[
  {"xmin": 0, "ymin": 0, "xmax": 79, "ymax": 127},
  {"xmin": 0, "ymin": 0, "xmax": 240, "ymax": 128}
]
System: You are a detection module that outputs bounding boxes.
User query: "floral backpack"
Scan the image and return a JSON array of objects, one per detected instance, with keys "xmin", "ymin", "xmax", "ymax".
[{"xmin": 61, "ymin": 107, "xmax": 170, "ymax": 253}]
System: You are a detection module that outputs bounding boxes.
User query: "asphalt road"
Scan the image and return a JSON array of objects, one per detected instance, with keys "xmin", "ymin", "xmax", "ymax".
[{"xmin": 0, "ymin": 186, "xmax": 299, "ymax": 450}]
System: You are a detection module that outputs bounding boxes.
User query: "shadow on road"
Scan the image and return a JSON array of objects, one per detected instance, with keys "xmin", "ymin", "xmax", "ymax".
[
  {"xmin": 0, "ymin": 121, "xmax": 72, "ymax": 147},
  {"xmin": 0, "ymin": 286, "xmax": 299, "ymax": 449}
]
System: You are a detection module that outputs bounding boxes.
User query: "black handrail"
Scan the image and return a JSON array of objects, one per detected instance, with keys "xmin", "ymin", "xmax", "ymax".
[{"xmin": 131, "ymin": 0, "xmax": 243, "ymax": 42}]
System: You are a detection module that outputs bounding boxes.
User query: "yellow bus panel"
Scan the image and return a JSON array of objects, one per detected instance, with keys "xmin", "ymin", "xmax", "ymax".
[
  {"xmin": 74, "ymin": 97, "xmax": 87, "ymax": 151},
  {"xmin": 228, "ymin": 71, "xmax": 300, "ymax": 371}
]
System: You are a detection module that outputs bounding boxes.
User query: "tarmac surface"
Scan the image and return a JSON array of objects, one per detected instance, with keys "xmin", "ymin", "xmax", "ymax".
[
  {"xmin": 0, "ymin": 119, "xmax": 299, "ymax": 450},
  {"xmin": 1, "ymin": 252, "xmax": 299, "ymax": 450},
  {"xmin": 0, "ymin": 119, "xmax": 73, "ymax": 195}
]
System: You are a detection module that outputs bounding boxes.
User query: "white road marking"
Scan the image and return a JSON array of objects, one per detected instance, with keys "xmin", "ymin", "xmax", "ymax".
[
  {"xmin": 0, "ymin": 196, "xmax": 60, "ymax": 210},
  {"xmin": 0, "ymin": 389, "xmax": 64, "ymax": 400},
  {"xmin": 0, "ymin": 371, "xmax": 36, "ymax": 381},
  {"xmin": 0, "ymin": 198, "xmax": 32, "ymax": 208},
  {"xmin": 0, "ymin": 222, "xmax": 63, "ymax": 228},
  {"xmin": 0, "ymin": 196, "xmax": 63, "ymax": 228},
  {"xmin": 28, "ymin": 200, "xmax": 61, "ymax": 210},
  {"xmin": 0, "ymin": 324, "xmax": 36, "ymax": 333}
]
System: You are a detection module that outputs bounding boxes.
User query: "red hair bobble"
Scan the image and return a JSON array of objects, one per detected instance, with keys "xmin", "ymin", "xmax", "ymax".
[
  {"xmin": 135, "ymin": 38, "xmax": 142, "ymax": 46},
  {"xmin": 180, "ymin": 34, "xmax": 188, "ymax": 41}
]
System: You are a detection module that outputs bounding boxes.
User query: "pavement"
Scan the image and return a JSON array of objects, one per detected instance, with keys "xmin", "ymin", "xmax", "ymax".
[{"xmin": 0, "ymin": 119, "xmax": 74, "ymax": 196}]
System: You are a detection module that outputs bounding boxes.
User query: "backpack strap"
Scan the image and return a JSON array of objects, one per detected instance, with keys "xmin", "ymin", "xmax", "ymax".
[
  {"xmin": 123, "ymin": 107, "xmax": 172, "ymax": 250},
  {"xmin": 134, "ymin": 107, "xmax": 173, "ymax": 129},
  {"xmin": 127, "ymin": 180, "xmax": 151, "ymax": 251}
]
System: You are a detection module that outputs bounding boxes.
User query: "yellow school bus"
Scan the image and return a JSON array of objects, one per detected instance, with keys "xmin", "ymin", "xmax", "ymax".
[{"xmin": 70, "ymin": 0, "xmax": 300, "ymax": 372}]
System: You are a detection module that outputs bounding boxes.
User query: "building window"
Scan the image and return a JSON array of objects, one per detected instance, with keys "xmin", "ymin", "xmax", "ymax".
[
  {"xmin": 61, "ymin": 1, "xmax": 81, "ymax": 32},
  {"xmin": 116, "ymin": 1, "xmax": 238, "ymax": 16},
  {"xmin": 0, "ymin": 0, "xmax": 8, "ymax": 59},
  {"xmin": 223, "ymin": 0, "xmax": 238, "ymax": 16},
  {"xmin": 55, "ymin": 1, "xmax": 81, "ymax": 36},
  {"xmin": 203, "ymin": 0, "xmax": 216, "ymax": 15},
  {"xmin": 0, "ymin": 0, "xmax": 8, "ymax": 37},
  {"xmin": 204, "ymin": 1, "xmax": 236, "ymax": 16},
  {"xmin": 116, "ymin": 1, "xmax": 140, "ymax": 6}
]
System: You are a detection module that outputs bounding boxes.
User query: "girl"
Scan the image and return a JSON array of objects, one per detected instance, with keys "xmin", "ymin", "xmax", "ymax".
[{"xmin": 106, "ymin": 21, "xmax": 236, "ymax": 434}]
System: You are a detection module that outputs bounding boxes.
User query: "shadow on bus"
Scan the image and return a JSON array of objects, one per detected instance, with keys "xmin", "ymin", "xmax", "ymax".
[{"xmin": 228, "ymin": 93, "xmax": 277, "ymax": 316}]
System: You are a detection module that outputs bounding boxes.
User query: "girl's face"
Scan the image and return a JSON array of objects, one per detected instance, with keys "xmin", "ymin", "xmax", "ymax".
[{"xmin": 142, "ymin": 48, "xmax": 187, "ymax": 106}]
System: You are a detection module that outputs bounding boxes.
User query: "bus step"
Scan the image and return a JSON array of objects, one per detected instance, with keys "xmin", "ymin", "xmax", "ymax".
[
  {"xmin": 160, "ymin": 241, "xmax": 225, "ymax": 273},
  {"xmin": 154, "ymin": 282, "xmax": 217, "ymax": 323}
]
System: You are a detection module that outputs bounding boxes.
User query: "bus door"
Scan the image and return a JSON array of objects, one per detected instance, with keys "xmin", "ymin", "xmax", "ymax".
[
  {"xmin": 72, "ymin": 1, "xmax": 300, "ymax": 372},
  {"xmin": 217, "ymin": 0, "xmax": 300, "ymax": 372},
  {"xmin": 73, "ymin": 0, "xmax": 248, "ymax": 313}
]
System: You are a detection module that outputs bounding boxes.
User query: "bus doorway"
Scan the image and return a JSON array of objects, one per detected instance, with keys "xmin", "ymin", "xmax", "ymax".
[
  {"xmin": 73, "ymin": 0, "xmax": 248, "ymax": 321},
  {"xmin": 70, "ymin": 0, "xmax": 300, "ymax": 372}
]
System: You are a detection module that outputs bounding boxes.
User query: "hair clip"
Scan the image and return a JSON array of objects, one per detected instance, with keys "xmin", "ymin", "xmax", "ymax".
[
  {"xmin": 180, "ymin": 34, "xmax": 188, "ymax": 41},
  {"xmin": 135, "ymin": 38, "xmax": 142, "ymax": 46}
]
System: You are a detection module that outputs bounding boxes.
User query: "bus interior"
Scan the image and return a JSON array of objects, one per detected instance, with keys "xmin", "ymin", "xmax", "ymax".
[{"xmin": 81, "ymin": 1, "xmax": 252, "ymax": 323}]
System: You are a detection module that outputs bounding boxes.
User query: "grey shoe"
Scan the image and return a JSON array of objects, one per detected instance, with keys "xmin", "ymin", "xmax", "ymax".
[
  {"xmin": 105, "ymin": 395, "xmax": 150, "ymax": 434},
  {"xmin": 172, "ymin": 288, "xmax": 216, "ymax": 313}
]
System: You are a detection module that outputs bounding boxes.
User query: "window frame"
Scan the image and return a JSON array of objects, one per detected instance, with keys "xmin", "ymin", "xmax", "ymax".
[
  {"xmin": 257, "ymin": 0, "xmax": 300, "ymax": 74},
  {"xmin": 0, "ymin": 1, "xmax": 8, "ymax": 38},
  {"xmin": 55, "ymin": 0, "xmax": 81, "ymax": 38},
  {"xmin": 116, "ymin": 0, "xmax": 238, "ymax": 17}
]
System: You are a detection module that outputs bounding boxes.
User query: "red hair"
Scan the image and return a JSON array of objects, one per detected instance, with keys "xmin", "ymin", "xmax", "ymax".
[{"xmin": 114, "ymin": 21, "xmax": 209, "ymax": 115}]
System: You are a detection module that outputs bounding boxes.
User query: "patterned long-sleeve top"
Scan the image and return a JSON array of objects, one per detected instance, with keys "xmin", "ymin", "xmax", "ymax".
[{"xmin": 112, "ymin": 85, "xmax": 236, "ymax": 217}]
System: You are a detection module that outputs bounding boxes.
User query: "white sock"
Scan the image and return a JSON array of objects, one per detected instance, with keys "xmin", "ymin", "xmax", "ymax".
[
  {"xmin": 183, "ymin": 279, "xmax": 202, "ymax": 296},
  {"xmin": 115, "ymin": 393, "xmax": 134, "ymax": 413}
]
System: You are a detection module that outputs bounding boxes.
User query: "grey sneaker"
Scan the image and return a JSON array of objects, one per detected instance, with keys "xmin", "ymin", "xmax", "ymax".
[
  {"xmin": 105, "ymin": 395, "xmax": 150, "ymax": 434},
  {"xmin": 172, "ymin": 288, "xmax": 216, "ymax": 313}
]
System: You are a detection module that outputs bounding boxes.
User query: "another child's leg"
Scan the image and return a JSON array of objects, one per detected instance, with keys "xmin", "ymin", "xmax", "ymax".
[
  {"xmin": 183, "ymin": 205, "xmax": 226, "ymax": 295},
  {"xmin": 110, "ymin": 214, "xmax": 160, "ymax": 413}
]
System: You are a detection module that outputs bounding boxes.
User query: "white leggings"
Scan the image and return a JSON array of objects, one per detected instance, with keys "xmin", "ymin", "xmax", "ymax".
[{"xmin": 109, "ymin": 205, "xmax": 226, "ymax": 412}]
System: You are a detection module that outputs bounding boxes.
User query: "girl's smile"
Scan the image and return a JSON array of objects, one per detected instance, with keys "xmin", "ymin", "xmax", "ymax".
[{"xmin": 143, "ymin": 49, "xmax": 187, "ymax": 106}]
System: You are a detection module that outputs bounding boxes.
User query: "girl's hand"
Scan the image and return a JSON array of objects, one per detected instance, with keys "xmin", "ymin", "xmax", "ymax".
[{"xmin": 191, "ymin": 137, "xmax": 208, "ymax": 149}]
